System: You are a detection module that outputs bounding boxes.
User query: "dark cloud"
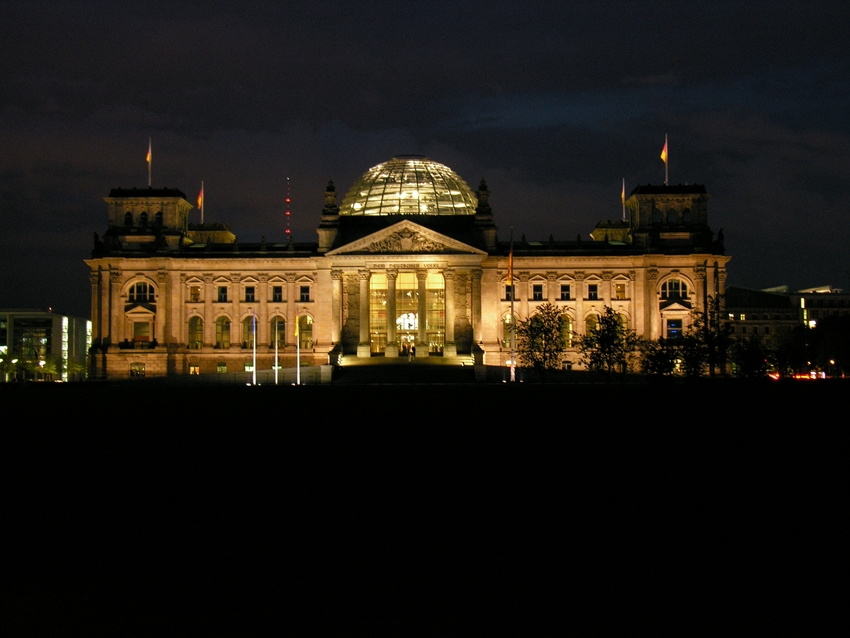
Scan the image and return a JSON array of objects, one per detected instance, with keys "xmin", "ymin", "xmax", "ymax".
[{"xmin": 2, "ymin": 1, "xmax": 850, "ymax": 316}]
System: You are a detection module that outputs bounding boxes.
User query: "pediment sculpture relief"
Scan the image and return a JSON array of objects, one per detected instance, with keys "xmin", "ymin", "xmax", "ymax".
[{"xmin": 368, "ymin": 229, "xmax": 446, "ymax": 253}]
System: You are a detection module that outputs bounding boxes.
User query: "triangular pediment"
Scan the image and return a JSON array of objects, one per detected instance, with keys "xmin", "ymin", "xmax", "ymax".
[
  {"xmin": 326, "ymin": 220, "xmax": 486, "ymax": 256},
  {"xmin": 659, "ymin": 299, "xmax": 693, "ymax": 312}
]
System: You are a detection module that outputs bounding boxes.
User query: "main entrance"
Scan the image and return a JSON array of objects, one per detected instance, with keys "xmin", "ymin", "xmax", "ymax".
[{"xmin": 369, "ymin": 272, "xmax": 445, "ymax": 355}]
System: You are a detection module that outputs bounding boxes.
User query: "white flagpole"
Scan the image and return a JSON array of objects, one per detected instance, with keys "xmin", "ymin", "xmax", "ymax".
[
  {"xmin": 296, "ymin": 317, "xmax": 301, "ymax": 386},
  {"xmin": 252, "ymin": 309, "xmax": 257, "ymax": 386}
]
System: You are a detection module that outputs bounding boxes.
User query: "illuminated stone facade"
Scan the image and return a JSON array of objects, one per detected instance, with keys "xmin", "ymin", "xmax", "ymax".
[{"xmin": 86, "ymin": 157, "xmax": 729, "ymax": 379}]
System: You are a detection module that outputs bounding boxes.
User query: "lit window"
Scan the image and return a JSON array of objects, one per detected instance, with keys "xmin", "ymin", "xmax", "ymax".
[
  {"xmin": 586, "ymin": 315, "xmax": 598, "ymax": 333},
  {"xmin": 300, "ymin": 286, "xmax": 311, "ymax": 302},
  {"xmin": 242, "ymin": 316, "xmax": 256, "ymax": 348},
  {"xmin": 615, "ymin": 283, "xmax": 626, "ymax": 300},
  {"xmin": 244, "ymin": 363, "xmax": 254, "ymax": 372},
  {"xmin": 272, "ymin": 286, "xmax": 283, "ymax": 302},
  {"xmin": 217, "ymin": 286, "xmax": 228, "ymax": 303},
  {"xmin": 245, "ymin": 286, "xmax": 255, "ymax": 303},
  {"xmin": 560, "ymin": 284, "xmax": 571, "ymax": 301},
  {"xmin": 666, "ymin": 319, "xmax": 682, "ymax": 339},
  {"xmin": 217, "ymin": 362, "xmax": 227, "ymax": 374},
  {"xmin": 270, "ymin": 317, "xmax": 286, "ymax": 348},
  {"xmin": 215, "ymin": 317, "xmax": 231, "ymax": 348},
  {"xmin": 129, "ymin": 362, "xmax": 145, "ymax": 377},
  {"xmin": 502, "ymin": 314, "xmax": 515, "ymax": 347},
  {"xmin": 588, "ymin": 284, "xmax": 598, "ymax": 301},
  {"xmin": 189, "ymin": 365, "xmax": 200, "ymax": 375},
  {"xmin": 532, "ymin": 284, "xmax": 543, "ymax": 301},
  {"xmin": 561, "ymin": 315, "xmax": 573, "ymax": 348},
  {"xmin": 189, "ymin": 286, "xmax": 201, "ymax": 302},
  {"xmin": 740, "ymin": 313, "xmax": 746, "ymax": 321},
  {"xmin": 188, "ymin": 317, "xmax": 203, "ymax": 349}
]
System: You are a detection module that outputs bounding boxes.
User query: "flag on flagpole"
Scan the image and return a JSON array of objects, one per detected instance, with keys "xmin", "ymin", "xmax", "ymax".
[
  {"xmin": 621, "ymin": 179, "xmax": 625, "ymax": 204},
  {"xmin": 146, "ymin": 139, "xmax": 151, "ymax": 165},
  {"xmin": 660, "ymin": 137, "xmax": 668, "ymax": 164},
  {"xmin": 197, "ymin": 184, "xmax": 204, "ymax": 209},
  {"xmin": 294, "ymin": 318, "xmax": 299, "ymax": 338}
]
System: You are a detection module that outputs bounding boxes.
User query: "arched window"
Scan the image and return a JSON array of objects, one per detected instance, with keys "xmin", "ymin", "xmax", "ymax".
[
  {"xmin": 661, "ymin": 279, "xmax": 688, "ymax": 300},
  {"xmin": 139, "ymin": 212, "xmax": 149, "ymax": 227},
  {"xmin": 667, "ymin": 208, "xmax": 677, "ymax": 223},
  {"xmin": 154, "ymin": 211, "xmax": 163, "ymax": 227},
  {"xmin": 586, "ymin": 314, "xmax": 598, "ymax": 333},
  {"xmin": 561, "ymin": 315, "xmax": 573, "ymax": 348},
  {"xmin": 682, "ymin": 208, "xmax": 692, "ymax": 223},
  {"xmin": 652, "ymin": 208, "xmax": 662, "ymax": 224},
  {"xmin": 502, "ymin": 313, "xmax": 516, "ymax": 348},
  {"xmin": 242, "ymin": 316, "xmax": 256, "ymax": 348},
  {"xmin": 188, "ymin": 317, "xmax": 203, "ymax": 349},
  {"xmin": 128, "ymin": 281, "xmax": 154, "ymax": 302},
  {"xmin": 270, "ymin": 317, "xmax": 285, "ymax": 349},
  {"xmin": 124, "ymin": 212, "xmax": 133, "ymax": 227},
  {"xmin": 215, "ymin": 317, "xmax": 231, "ymax": 348},
  {"xmin": 298, "ymin": 315, "xmax": 313, "ymax": 349}
]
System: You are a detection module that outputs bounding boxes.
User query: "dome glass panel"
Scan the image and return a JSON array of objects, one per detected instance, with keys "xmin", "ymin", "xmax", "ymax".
[{"xmin": 339, "ymin": 156, "xmax": 478, "ymax": 216}]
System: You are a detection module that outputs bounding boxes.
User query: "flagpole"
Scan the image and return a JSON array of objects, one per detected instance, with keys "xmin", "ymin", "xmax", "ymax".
[
  {"xmin": 252, "ymin": 309, "xmax": 257, "ymax": 386},
  {"xmin": 621, "ymin": 178, "xmax": 626, "ymax": 221},
  {"xmin": 274, "ymin": 318, "xmax": 279, "ymax": 385},
  {"xmin": 295, "ymin": 317, "xmax": 301, "ymax": 386},
  {"xmin": 509, "ymin": 227, "xmax": 516, "ymax": 383},
  {"xmin": 198, "ymin": 181, "xmax": 205, "ymax": 224},
  {"xmin": 147, "ymin": 137, "xmax": 152, "ymax": 187}
]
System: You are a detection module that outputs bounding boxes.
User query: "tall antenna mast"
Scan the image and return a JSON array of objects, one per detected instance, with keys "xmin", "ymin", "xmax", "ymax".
[{"xmin": 285, "ymin": 177, "xmax": 292, "ymax": 243}]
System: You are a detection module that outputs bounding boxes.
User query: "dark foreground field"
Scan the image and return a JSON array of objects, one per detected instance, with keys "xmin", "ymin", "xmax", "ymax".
[{"xmin": 1, "ymin": 380, "xmax": 846, "ymax": 634}]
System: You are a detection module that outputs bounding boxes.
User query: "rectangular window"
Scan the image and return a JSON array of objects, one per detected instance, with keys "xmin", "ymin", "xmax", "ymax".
[
  {"xmin": 560, "ymin": 284, "xmax": 571, "ymax": 301},
  {"xmin": 244, "ymin": 363, "xmax": 254, "ymax": 372},
  {"xmin": 272, "ymin": 286, "xmax": 283, "ymax": 302},
  {"xmin": 189, "ymin": 365, "xmax": 200, "ymax": 375},
  {"xmin": 588, "ymin": 284, "xmax": 599, "ymax": 301},
  {"xmin": 505, "ymin": 284, "xmax": 514, "ymax": 301},
  {"xmin": 615, "ymin": 283, "xmax": 626, "ymax": 300},
  {"xmin": 666, "ymin": 319, "xmax": 682, "ymax": 339},
  {"xmin": 129, "ymin": 362, "xmax": 145, "ymax": 377},
  {"xmin": 532, "ymin": 284, "xmax": 544, "ymax": 301},
  {"xmin": 217, "ymin": 362, "xmax": 227, "ymax": 374},
  {"xmin": 245, "ymin": 286, "xmax": 255, "ymax": 303},
  {"xmin": 217, "ymin": 286, "xmax": 228, "ymax": 303},
  {"xmin": 189, "ymin": 286, "xmax": 201, "ymax": 302},
  {"xmin": 300, "ymin": 285, "xmax": 311, "ymax": 302}
]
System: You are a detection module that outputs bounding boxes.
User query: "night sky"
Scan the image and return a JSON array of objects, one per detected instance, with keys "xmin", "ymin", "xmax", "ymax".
[{"xmin": 3, "ymin": 1, "xmax": 849, "ymax": 319}]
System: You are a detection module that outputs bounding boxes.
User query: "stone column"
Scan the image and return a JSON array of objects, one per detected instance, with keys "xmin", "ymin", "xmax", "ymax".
[
  {"xmin": 443, "ymin": 269, "xmax": 457, "ymax": 357},
  {"xmin": 90, "ymin": 272, "xmax": 102, "ymax": 343},
  {"xmin": 547, "ymin": 272, "xmax": 557, "ymax": 303},
  {"xmin": 602, "ymin": 271, "xmax": 612, "ymax": 306},
  {"xmin": 230, "ymin": 273, "xmax": 241, "ymax": 349},
  {"xmin": 286, "ymin": 273, "xmax": 296, "ymax": 346},
  {"xmin": 385, "ymin": 270, "xmax": 398, "ymax": 358},
  {"xmin": 156, "ymin": 271, "xmax": 168, "ymax": 345},
  {"xmin": 331, "ymin": 270, "xmax": 342, "ymax": 345},
  {"xmin": 518, "ymin": 272, "xmax": 529, "ymax": 319},
  {"xmin": 471, "ymin": 269, "xmax": 482, "ymax": 344},
  {"xmin": 258, "ymin": 273, "xmax": 269, "ymax": 347},
  {"xmin": 647, "ymin": 268, "xmax": 659, "ymax": 340},
  {"xmin": 574, "ymin": 271, "xmax": 585, "ymax": 335},
  {"xmin": 203, "ymin": 274, "xmax": 214, "ymax": 347},
  {"xmin": 109, "ymin": 269, "xmax": 121, "ymax": 343},
  {"xmin": 416, "ymin": 270, "xmax": 428, "ymax": 357},
  {"xmin": 357, "ymin": 269, "xmax": 371, "ymax": 358}
]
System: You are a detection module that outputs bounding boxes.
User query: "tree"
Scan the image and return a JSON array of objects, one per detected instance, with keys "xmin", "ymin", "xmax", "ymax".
[
  {"xmin": 639, "ymin": 338, "xmax": 677, "ymax": 376},
  {"xmin": 678, "ymin": 295, "xmax": 732, "ymax": 377},
  {"xmin": 515, "ymin": 303, "xmax": 567, "ymax": 382},
  {"xmin": 575, "ymin": 306, "xmax": 639, "ymax": 381},
  {"xmin": 729, "ymin": 334, "xmax": 769, "ymax": 377}
]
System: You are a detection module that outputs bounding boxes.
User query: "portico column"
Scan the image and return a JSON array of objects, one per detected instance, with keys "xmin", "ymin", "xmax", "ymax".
[
  {"xmin": 357, "ymin": 269, "xmax": 371, "ymax": 358},
  {"xmin": 331, "ymin": 270, "xmax": 342, "ymax": 345},
  {"xmin": 647, "ymin": 268, "xmax": 660, "ymax": 340},
  {"xmin": 471, "ymin": 269, "xmax": 482, "ymax": 344},
  {"xmin": 385, "ymin": 270, "xmax": 398, "ymax": 358},
  {"xmin": 109, "ymin": 269, "xmax": 121, "ymax": 343},
  {"xmin": 574, "ymin": 271, "xmax": 585, "ymax": 335},
  {"xmin": 90, "ymin": 272, "xmax": 102, "ymax": 343},
  {"xmin": 443, "ymin": 269, "xmax": 457, "ymax": 357},
  {"xmin": 602, "ymin": 271, "xmax": 612, "ymax": 306},
  {"xmin": 519, "ymin": 272, "xmax": 529, "ymax": 319},
  {"xmin": 547, "ymin": 272, "xmax": 557, "ymax": 303},
  {"xmin": 416, "ymin": 270, "xmax": 428, "ymax": 357},
  {"xmin": 230, "ymin": 273, "xmax": 241, "ymax": 349}
]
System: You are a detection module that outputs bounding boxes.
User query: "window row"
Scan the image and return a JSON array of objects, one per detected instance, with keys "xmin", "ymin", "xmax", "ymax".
[
  {"xmin": 505, "ymin": 283, "xmax": 628, "ymax": 301},
  {"xmin": 188, "ymin": 316, "xmax": 313, "ymax": 349},
  {"xmin": 187, "ymin": 284, "xmax": 311, "ymax": 303},
  {"xmin": 124, "ymin": 211, "xmax": 164, "ymax": 227},
  {"xmin": 500, "ymin": 312, "xmax": 629, "ymax": 347}
]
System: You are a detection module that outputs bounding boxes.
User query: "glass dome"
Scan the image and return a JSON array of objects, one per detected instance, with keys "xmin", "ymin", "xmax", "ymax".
[{"xmin": 339, "ymin": 156, "xmax": 478, "ymax": 216}]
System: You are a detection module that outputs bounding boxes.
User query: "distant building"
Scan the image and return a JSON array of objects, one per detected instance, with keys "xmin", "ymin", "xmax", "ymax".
[
  {"xmin": 85, "ymin": 156, "xmax": 729, "ymax": 379},
  {"xmin": 0, "ymin": 309, "xmax": 91, "ymax": 381}
]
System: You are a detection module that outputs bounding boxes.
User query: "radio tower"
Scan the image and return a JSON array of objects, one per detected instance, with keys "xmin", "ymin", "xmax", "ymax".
[{"xmin": 285, "ymin": 177, "xmax": 292, "ymax": 245}]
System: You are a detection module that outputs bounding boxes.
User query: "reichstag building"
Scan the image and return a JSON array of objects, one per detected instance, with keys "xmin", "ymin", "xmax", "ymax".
[{"xmin": 86, "ymin": 156, "xmax": 729, "ymax": 378}]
